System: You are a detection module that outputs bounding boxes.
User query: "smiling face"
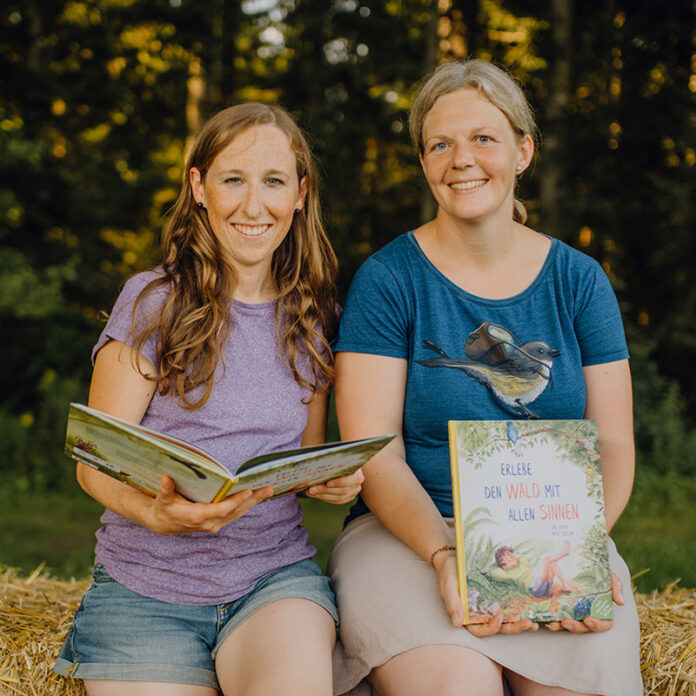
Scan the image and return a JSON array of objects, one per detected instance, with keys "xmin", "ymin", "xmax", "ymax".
[
  {"xmin": 420, "ymin": 88, "xmax": 533, "ymax": 227},
  {"xmin": 190, "ymin": 124, "xmax": 307, "ymax": 285}
]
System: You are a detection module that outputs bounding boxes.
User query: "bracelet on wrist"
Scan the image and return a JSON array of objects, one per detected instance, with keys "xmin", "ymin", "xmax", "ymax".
[{"xmin": 429, "ymin": 544, "xmax": 456, "ymax": 567}]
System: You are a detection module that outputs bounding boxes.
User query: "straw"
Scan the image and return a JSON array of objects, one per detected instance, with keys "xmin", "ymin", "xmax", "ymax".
[
  {"xmin": 1, "ymin": 565, "xmax": 88, "ymax": 696},
  {"xmin": 638, "ymin": 581, "xmax": 696, "ymax": 695},
  {"xmin": 1, "ymin": 566, "xmax": 695, "ymax": 695}
]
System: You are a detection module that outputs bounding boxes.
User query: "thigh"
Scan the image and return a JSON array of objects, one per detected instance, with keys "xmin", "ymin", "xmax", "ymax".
[
  {"xmin": 215, "ymin": 597, "xmax": 336, "ymax": 696},
  {"xmin": 505, "ymin": 671, "xmax": 599, "ymax": 696},
  {"xmin": 370, "ymin": 644, "xmax": 504, "ymax": 696},
  {"xmin": 84, "ymin": 680, "xmax": 217, "ymax": 696}
]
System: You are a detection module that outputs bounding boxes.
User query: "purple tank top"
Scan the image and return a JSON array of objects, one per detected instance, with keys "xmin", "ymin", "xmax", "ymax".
[{"xmin": 91, "ymin": 271, "xmax": 316, "ymax": 604}]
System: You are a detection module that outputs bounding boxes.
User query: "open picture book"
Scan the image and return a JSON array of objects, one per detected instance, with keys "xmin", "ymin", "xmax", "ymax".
[
  {"xmin": 448, "ymin": 419, "xmax": 613, "ymax": 625},
  {"xmin": 65, "ymin": 403, "xmax": 394, "ymax": 503}
]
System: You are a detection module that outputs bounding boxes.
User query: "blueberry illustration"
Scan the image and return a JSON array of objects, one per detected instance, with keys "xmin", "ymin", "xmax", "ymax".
[{"xmin": 573, "ymin": 598, "xmax": 591, "ymax": 620}]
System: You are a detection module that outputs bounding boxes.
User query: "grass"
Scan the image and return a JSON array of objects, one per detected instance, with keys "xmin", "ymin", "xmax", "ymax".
[
  {"xmin": 612, "ymin": 505, "xmax": 696, "ymax": 593},
  {"xmin": 299, "ymin": 497, "xmax": 351, "ymax": 570},
  {"xmin": 0, "ymin": 484, "xmax": 103, "ymax": 579},
  {"xmin": 1, "ymin": 480, "xmax": 694, "ymax": 594},
  {"xmin": 0, "ymin": 484, "xmax": 349, "ymax": 580}
]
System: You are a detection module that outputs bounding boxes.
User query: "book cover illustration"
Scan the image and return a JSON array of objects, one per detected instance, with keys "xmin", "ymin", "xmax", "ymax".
[
  {"xmin": 448, "ymin": 419, "xmax": 613, "ymax": 625},
  {"xmin": 66, "ymin": 403, "xmax": 393, "ymax": 503}
]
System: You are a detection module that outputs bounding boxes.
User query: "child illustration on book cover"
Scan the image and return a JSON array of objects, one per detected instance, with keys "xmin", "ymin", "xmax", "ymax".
[
  {"xmin": 492, "ymin": 540, "xmax": 579, "ymax": 598},
  {"xmin": 463, "ymin": 523, "xmax": 612, "ymax": 623}
]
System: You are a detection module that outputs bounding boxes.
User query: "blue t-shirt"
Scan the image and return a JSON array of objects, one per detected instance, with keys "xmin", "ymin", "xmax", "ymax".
[{"xmin": 335, "ymin": 231, "xmax": 628, "ymax": 519}]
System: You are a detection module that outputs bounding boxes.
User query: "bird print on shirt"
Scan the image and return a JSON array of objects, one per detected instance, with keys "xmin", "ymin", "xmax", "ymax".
[{"xmin": 417, "ymin": 322, "xmax": 561, "ymax": 419}]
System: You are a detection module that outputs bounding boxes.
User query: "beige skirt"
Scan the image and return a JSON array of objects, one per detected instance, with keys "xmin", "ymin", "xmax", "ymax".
[{"xmin": 329, "ymin": 513, "xmax": 642, "ymax": 696}]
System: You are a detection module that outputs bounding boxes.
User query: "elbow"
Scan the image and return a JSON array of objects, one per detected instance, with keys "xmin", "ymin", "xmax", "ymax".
[{"xmin": 76, "ymin": 461, "xmax": 96, "ymax": 496}]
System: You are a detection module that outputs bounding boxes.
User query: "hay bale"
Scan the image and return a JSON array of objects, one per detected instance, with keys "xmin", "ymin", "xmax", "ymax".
[
  {"xmin": 0, "ymin": 565, "xmax": 88, "ymax": 696},
  {"xmin": 637, "ymin": 582, "xmax": 696, "ymax": 696},
  {"xmin": 1, "ymin": 566, "xmax": 695, "ymax": 695}
]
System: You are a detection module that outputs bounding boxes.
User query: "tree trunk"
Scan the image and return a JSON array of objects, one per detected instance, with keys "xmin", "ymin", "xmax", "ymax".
[
  {"xmin": 419, "ymin": 0, "xmax": 442, "ymax": 225},
  {"xmin": 185, "ymin": 59, "xmax": 205, "ymax": 154},
  {"xmin": 539, "ymin": 0, "xmax": 573, "ymax": 239}
]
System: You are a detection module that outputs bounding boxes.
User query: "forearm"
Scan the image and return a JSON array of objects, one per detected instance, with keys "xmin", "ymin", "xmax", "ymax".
[
  {"xmin": 335, "ymin": 352, "xmax": 451, "ymax": 562},
  {"xmin": 598, "ymin": 434, "xmax": 634, "ymax": 531},
  {"xmin": 583, "ymin": 360, "xmax": 635, "ymax": 532},
  {"xmin": 77, "ymin": 462, "xmax": 156, "ymax": 529},
  {"xmin": 359, "ymin": 447, "xmax": 452, "ymax": 565},
  {"xmin": 77, "ymin": 460, "xmax": 271, "ymax": 535}
]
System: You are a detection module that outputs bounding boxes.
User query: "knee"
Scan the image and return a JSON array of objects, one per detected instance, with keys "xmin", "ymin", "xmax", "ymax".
[
  {"xmin": 223, "ymin": 672, "xmax": 331, "ymax": 696},
  {"xmin": 421, "ymin": 665, "xmax": 502, "ymax": 696},
  {"xmin": 370, "ymin": 646, "xmax": 503, "ymax": 696}
]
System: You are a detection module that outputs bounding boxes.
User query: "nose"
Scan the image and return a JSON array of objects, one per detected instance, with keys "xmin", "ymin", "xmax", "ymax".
[
  {"xmin": 452, "ymin": 140, "xmax": 475, "ymax": 169},
  {"xmin": 242, "ymin": 183, "xmax": 263, "ymax": 218}
]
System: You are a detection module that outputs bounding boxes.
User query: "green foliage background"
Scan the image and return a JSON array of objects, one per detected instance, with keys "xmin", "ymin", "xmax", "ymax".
[{"xmin": 0, "ymin": 1, "xmax": 694, "ymax": 590}]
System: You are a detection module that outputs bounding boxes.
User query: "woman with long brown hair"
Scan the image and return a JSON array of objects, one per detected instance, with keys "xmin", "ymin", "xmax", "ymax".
[{"xmin": 55, "ymin": 103, "xmax": 362, "ymax": 696}]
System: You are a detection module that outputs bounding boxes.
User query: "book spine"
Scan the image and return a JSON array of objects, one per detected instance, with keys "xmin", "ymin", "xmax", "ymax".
[
  {"xmin": 211, "ymin": 478, "xmax": 236, "ymax": 503},
  {"xmin": 447, "ymin": 421, "xmax": 469, "ymax": 625}
]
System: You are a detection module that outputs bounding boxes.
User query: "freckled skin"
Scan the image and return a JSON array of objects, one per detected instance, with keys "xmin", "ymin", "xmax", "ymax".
[
  {"xmin": 420, "ymin": 88, "xmax": 533, "ymax": 226},
  {"xmin": 189, "ymin": 124, "xmax": 307, "ymax": 283}
]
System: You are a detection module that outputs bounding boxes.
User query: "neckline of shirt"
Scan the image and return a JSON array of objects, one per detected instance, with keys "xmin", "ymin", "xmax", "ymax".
[
  {"xmin": 405, "ymin": 229, "xmax": 558, "ymax": 306},
  {"xmin": 231, "ymin": 297, "xmax": 277, "ymax": 313}
]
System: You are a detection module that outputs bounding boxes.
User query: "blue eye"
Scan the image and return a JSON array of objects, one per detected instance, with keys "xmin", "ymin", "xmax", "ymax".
[
  {"xmin": 266, "ymin": 177, "xmax": 285, "ymax": 185},
  {"xmin": 476, "ymin": 135, "xmax": 492, "ymax": 144},
  {"xmin": 225, "ymin": 176, "xmax": 242, "ymax": 184}
]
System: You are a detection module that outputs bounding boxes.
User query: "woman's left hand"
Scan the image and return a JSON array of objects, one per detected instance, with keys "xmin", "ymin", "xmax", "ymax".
[
  {"xmin": 546, "ymin": 571, "xmax": 624, "ymax": 633},
  {"xmin": 305, "ymin": 469, "xmax": 365, "ymax": 504}
]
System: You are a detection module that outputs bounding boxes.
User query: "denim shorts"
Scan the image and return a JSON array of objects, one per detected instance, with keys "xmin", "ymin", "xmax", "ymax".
[{"xmin": 54, "ymin": 559, "xmax": 338, "ymax": 688}]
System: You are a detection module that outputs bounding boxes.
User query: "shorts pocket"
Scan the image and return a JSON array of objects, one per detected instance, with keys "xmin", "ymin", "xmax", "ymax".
[{"xmin": 92, "ymin": 564, "xmax": 116, "ymax": 584}]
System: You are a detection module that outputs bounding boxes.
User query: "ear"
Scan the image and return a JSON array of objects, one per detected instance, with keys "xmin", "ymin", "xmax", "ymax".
[
  {"xmin": 516, "ymin": 134, "xmax": 535, "ymax": 174},
  {"xmin": 189, "ymin": 167, "xmax": 205, "ymax": 207},
  {"xmin": 295, "ymin": 175, "xmax": 308, "ymax": 212}
]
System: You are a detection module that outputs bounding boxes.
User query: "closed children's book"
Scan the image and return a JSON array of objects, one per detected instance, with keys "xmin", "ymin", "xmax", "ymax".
[{"xmin": 448, "ymin": 419, "xmax": 613, "ymax": 624}]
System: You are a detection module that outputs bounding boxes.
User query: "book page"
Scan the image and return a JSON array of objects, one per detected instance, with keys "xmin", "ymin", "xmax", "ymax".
[
  {"xmin": 66, "ymin": 405, "xmax": 230, "ymax": 502},
  {"xmin": 226, "ymin": 435, "xmax": 394, "ymax": 498}
]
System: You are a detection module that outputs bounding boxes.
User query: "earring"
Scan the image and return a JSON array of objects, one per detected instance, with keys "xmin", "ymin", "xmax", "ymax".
[
  {"xmin": 196, "ymin": 201, "xmax": 205, "ymax": 209},
  {"xmin": 516, "ymin": 165, "xmax": 523, "ymax": 173},
  {"xmin": 293, "ymin": 208, "xmax": 301, "ymax": 215}
]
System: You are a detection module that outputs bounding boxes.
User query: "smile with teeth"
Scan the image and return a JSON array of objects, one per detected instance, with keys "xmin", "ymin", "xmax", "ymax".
[
  {"xmin": 233, "ymin": 223, "xmax": 271, "ymax": 237},
  {"xmin": 450, "ymin": 179, "xmax": 487, "ymax": 191}
]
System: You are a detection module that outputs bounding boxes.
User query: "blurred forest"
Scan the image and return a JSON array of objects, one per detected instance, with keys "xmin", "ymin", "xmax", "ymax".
[{"xmin": 1, "ymin": 0, "xmax": 695, "ymax": 496}]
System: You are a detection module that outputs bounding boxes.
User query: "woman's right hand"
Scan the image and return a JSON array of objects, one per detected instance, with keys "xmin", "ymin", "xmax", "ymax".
[
  {"xmin": 433, "ymin": 550, "xmax": 467, "ymax": 627},
  {"xmin": 147, "ymin": 475, "xmax": 274, "ymax": 535},
  {"xmin": 433, "ymin": 551, "xmax": 538, "ymax": 635}
]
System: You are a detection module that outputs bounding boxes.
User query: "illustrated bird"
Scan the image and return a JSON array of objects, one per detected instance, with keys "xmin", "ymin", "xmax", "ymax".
[
  {"xmin": 463, "ymin": 322, "xmax": 523, "ymax": 366},
  {"xmin": 417, "ymin": 326, "xmax": 561, "ymax": 418},
  {"xmin": 506, "ymin": 421, "xmax": 519, "ymax": 445}
]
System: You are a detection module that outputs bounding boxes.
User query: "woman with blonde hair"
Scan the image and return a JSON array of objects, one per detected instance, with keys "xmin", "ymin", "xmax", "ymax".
[
  {"xmin": 55, "ymin": 102, "xmax": 363, "ymax": 696},
  {"xmin": 329, "ymin": 60, "xmax": 642, "ymax": 696}
]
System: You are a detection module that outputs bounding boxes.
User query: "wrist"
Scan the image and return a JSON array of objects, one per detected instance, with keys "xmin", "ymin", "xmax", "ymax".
[
  {"xmin": 430, "ymin": 544, "xmax": 456, "ymax": 570},
  {"xmin": 143, "ymin": 496, "xmax": 169, "ymax": 534}
]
